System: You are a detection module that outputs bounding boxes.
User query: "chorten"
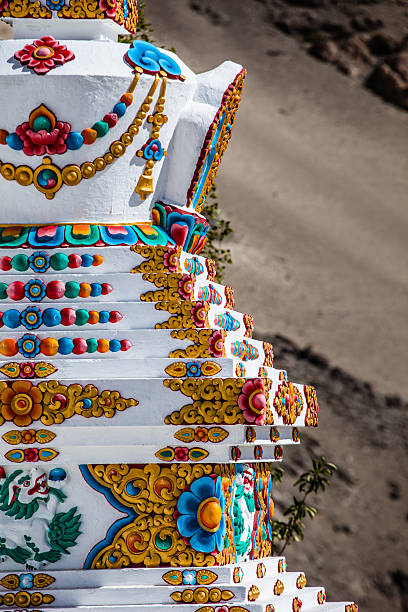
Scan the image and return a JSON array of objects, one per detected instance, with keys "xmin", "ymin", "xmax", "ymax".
[{"xmin": 0, "ymin": 3, "xmax": 358, "ymax": 611}]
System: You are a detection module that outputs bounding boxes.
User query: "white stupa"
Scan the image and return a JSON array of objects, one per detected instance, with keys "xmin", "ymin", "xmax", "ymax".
[{"xmin": 0, "ymin": 3, "xmax": 358, "ymax": 611}]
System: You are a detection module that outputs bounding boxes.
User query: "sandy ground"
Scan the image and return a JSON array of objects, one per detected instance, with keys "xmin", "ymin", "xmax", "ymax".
[
  {"xmin": 1, "ymin": 7, "xmax": 407, "ymax": 609},
  {"xmin": 144, "ymin": 0, "xmax": 408, "ymax": 402}
]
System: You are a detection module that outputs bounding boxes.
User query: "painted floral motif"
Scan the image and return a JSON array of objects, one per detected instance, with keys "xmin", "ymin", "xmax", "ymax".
[
  {"xmin": 238, "ymin": 378, "xmax": 267, "ymax": 426},
  {"xmin": 176, "ymin": 476, "xmax": 226, "ymax": 554},
  {"xmin": 24, "ymin": 278, "xmax": 46, "ymax": 302},
  {"xmin": 46, "ymin": 0, "xmax": 65, "ymax": 10},
  {"xmin": 21, "ymin": 429, "xmax": 36, "ymax": 444},
  {"xmin": 14, "ymin": 36, "xmax": 75, "ymax": 75},
  {"xmin": 15, "ymin": 106, "xmax": 71, "ymax": 156},
  {"xmin": 19, "ymin": 362, "xmax": 36, "ymax": 378},
  {"xmin": 208, "ymin": 330, "xmax": 224, "ymax": 358},
  {"xmin": 0, "ymin": 380, "xmax": 43, "ymax": 426},
  {"xmin": 178, "ymin": 274, "xmax": 194, "ymax": 300},
  {"xmin": 175, "ymin": 446, "xmax": 189, "ymax": 461},
  {"xmin": 0, "ymin": 361, "xmax": 57, "ymax": 379},
  {"xmin": 190, "ymin": 301, "xmax": 207, "ymax": 328},
  {"xmin": 182, "ymin": 570, "xmax": 197, "ymax": 585},
  {"xmin": 18, "ymin": 333, "xmax": 41, "ymax": 358},
  {"xmin": 194, "ymin": 426, "xmax": 208, "ymax": 442},
  {"xmin": 186, "ymin": 361, "xmax": 202, "ymax": 377},
  {"xmin": 21, "ymin": 306, "xmax": 43, "ymax": 330},
  {"xmin": 29, "ymin": 251, "xmax": 50, "ymax": 272},
  {"xmin": 162, "ymin": 568, "xmax": 218, "ymax": 586},
  {"xmin": 0, "ymin": 0, "xmax": 8, "ymax": 15},
  {"xmin": 99, "ymin": 0, "xmax": 117, "ymax": 17},
  {"xmin": 163, "ymin": 246, "xmax": 179, "ymax": 272}
]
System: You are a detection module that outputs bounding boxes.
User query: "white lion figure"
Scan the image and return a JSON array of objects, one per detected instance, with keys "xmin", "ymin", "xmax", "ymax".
[{"xmin": 0, "ymin": 466, "xmax": 81, "ymax": 570}]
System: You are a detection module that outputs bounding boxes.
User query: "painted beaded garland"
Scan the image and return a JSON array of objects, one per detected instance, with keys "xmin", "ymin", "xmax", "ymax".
[
  {"xmin": 0, "ymin": 41, "xmax": 183, "ymax": 199},
  {"xmin": 1, "ymin": 73, "xmax": 140, "ymax": 155}
]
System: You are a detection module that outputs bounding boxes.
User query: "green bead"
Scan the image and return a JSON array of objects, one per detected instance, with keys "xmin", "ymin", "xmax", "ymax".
[
  {"xmin": 75, "ymin": 309, "xmax": 89, "ymax": 326},
  {"xmin": 92, "ymin": 121, "xmax": 109, "ymax": 138},
  {"xmin": 11, "ymin": 254, "xmax": 29, "ymax": 271},
  {"xmin": 50, "ymin": 253, "xmax": 69, "ymax": 271},
  {"xmin": 0, "ymin": 283, "xmax": 7, "ymax": 299},
  {"xmin": 32, "ymin": 115, "xmax": 52, "ymax": 132},
  {"xmin": 86, "ymin": 338, "xmax": 98, "ymax": 353},
  {"xmin": 64, "ymin": 281, "xmax": 80, "ymax": 299}
]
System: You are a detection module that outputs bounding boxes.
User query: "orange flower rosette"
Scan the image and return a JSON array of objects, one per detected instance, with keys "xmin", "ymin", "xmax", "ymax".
[{"xmin": 1, "ymin": 380, "xmax": 43, "ymax": 426}]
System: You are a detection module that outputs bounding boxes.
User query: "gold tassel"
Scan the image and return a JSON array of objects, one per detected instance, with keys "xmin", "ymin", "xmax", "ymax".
[{"xmin": 135, "ymin": 160, "xmax": 154, "ymax": 199}]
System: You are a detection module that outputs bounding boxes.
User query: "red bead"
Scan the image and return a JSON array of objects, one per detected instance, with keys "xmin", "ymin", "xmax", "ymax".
[
  {"xmin": 7, "ymin": 281, "xmax": 24, "ymax": 301},
  {"xmin": 109, "ymin": 311, "xmax": 123, "ymax": 323},
  {"xmin": 68, "ymin": 254, "xmax": 82, "ymax": 268},
  {"xmin": 103, "ymin": 113, "xmax": 118, "ymax": 127},
  {"xmin": 120, "ymin": 339, "xmax": 132, "ymax": 351},
  {"xmin": 46, "ymin": 280, "xmax": 65, "ymax": 300},
  {"xmin": 101, "ymin": 283, "xmax": 113, "ymax": 295},
  {"xmin": 54, "ymin": 393, "xmax": 67, "ymax": 409},
  {"xmin": 60, "ymin": 308, "xmax": 76, "ymax": 326},
  {"xmin": 73, "ymin": 337, "xmax": 87, "ymax": 354},
  {"xmin": 0, "ymin": 257, "xmax": 12, "ymax": 271},
  {"xmin": 0, "ymin": 313, "xmax": 3, "ymax": 328}
]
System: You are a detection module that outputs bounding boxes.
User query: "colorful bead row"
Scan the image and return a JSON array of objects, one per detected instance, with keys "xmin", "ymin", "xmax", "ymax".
[
  {"xmin": 0, "ymin": 334, "xmax": 131, "ymax": 357},
  {"xmin": 0, "ymin": 251, "xmax": 103, "ymax": 273},
  {"xmin": 2, "ymin": 73, "xmax": 140, "ymax": 152},
  {"xmin": 0, "ymin": 307, "xmax": 122, "ymax": 330},
  {"xmin": 0, "ymin": 279, "xmax": 113, "ymax": 302}
]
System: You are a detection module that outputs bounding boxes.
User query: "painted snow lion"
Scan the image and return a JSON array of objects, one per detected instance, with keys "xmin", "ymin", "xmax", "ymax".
[{"xmin": 0, "ymin": 466, "xmax": 81, "ymax": 569}]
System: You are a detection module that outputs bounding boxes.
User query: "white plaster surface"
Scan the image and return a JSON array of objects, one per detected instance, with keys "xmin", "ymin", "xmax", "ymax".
[{"xmin": 0, "ymin": 38, "xmax": 242, "ymax": 223}]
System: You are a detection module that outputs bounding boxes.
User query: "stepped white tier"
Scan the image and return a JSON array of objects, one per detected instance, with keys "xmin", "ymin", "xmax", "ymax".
[{"xmin": 0, "ymin": 5, "xmax": 357, "ymax": 612}]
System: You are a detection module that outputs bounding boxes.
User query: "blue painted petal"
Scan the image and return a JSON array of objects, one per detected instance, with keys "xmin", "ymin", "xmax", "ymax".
[
  {"xmin": 190, "ymin": 530, "xmax": 216, "ymax": 554},
  {"xmin": 177, "ymin": 514, "xmax": 200, "ymax": 538},
  {"xmin": 215, "ymin": 477, "xmax": 225, "ymax": 512},
  {"xmin": 189, "ymin": 476, "xmax": 214, "ymax": 501},
  {"xmin": 177, "ymin": 491, "xmax": 200, "ymax": 515}
]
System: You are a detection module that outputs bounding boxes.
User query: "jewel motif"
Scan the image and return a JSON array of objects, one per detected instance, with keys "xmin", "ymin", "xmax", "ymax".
[
  {"xmin": 0, "ymin": 361, "xmax": 57, "ymax": 379},
  {"xmin": 4, "ymin": 447, "xmax": 59, "ymax": 462},
  {"xmin": 12, "ymin": 105, "xmax": 71, "ymax": 156},
  {"xmin": 14, "ymin": 36, "xmax": 75, "ymax": 75}
]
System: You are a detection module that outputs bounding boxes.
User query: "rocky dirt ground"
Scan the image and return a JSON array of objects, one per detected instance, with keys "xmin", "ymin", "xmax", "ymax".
[{"xmin": 1, "ymin": 2, "xmax": 407, "ymax": 609}]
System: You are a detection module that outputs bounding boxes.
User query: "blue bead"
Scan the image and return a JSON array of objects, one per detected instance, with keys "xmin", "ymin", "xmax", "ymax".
[
  {"xmin": 43, "ymin": 308, "xmax": 62, "ymax": 327},
  {"xmin": 66, "ymin": 131, "xmax": 84, "ymax": 150},
  {"xmin": 99, "ymin": 310, "xmax": 109, "ymax": 323},
  {"xmin": 6, "ymin": 133, "xmax": 23, "ymax": 150},
  {"xmin": 58, "ymin": 337, "xmax": 74, "ymax": 355},
  {"xmin": 3, "ymin": 309, "xmax": 21, "ymax": 329},
  {"xmin": 82, "ymin": 398, "xmax": 92, "ymax": 409},
  {"xmin": 113, "ymin": 102, "xmax": 127, "ymax": 118},
  {"xmin": 109, "ymin": 339, "xmax": 121, "ymax": 352},
  {"xmin": 49, "ymin": 468, "xmax": 67, "ymax": 481},
  {"xmin": 90, "ymin": 283, "xmax": 102, "ymax": 297},
  {"xmin": 81, "ymin": 254, "xmax": 93, "ymax": 267}
]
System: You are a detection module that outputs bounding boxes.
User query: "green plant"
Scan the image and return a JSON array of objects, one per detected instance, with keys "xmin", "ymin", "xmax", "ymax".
[
  {"xmin": 271, "ymin": 456, "xmax": 337, "ymax": 555},
  {"xmin": 201, "ymin": 184, "xmax": 234, "ymax": 282}
]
